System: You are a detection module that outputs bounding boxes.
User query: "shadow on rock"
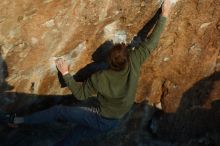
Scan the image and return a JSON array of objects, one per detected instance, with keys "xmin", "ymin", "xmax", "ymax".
[{"xmin": 153, "ymin": 72, "xmax": 220, "ymax": 146}]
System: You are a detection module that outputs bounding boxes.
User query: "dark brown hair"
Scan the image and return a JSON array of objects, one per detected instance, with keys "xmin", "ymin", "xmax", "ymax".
[{"xmin": 107, "ymin": 43, "xmax": 129, "ymax": 71}]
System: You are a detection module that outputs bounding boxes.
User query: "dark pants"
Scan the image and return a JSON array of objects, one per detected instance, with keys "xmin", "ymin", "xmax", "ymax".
[{"xmin": 24, "ymin": 105, "xmax": 119, "ymax": 146}]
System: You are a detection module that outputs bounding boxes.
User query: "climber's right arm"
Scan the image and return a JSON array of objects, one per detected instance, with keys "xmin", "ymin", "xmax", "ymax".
[
  {"xmin": 130, "ymin": 16, "xmax": 167, "ymax": 65},
  {"xmin": 129, "ymin": 0, "xmax": 171, "ymax": 66}
]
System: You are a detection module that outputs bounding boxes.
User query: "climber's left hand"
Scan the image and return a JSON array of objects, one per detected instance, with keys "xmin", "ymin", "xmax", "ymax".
[{"xmin": 55, "ymin": 58, "xmax": 69, "ymax": 75}]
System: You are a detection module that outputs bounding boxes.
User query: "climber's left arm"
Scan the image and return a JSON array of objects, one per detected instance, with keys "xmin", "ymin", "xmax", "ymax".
[
  {"xmin": 62, "ymin": 73, "xmax": 98, "ymax": 100},
  {"xmin": 55, "ymin": 58, "xmax": 97, "ymax": 100}
]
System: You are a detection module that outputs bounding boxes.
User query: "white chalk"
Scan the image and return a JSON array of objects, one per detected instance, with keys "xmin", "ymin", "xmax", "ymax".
[
  {"xmin": 159, "ymin": 0, "xmax": 178, "ymax": 5},
  {"xmin": 104, "ymin": 21, "xmax": 127, "ymax": 44},
  {"xmin": 42, "ymin": 19, "xmax": 55, "ymax": 28},
  {"xmin": 170, "ymin": 0, "xmax": 178, "ymax": 4},
  {"xmin": 200, "ymin": 22, "xmax": 212, "ymax": 29},
  {"xmin": 49, "ymin": 41, "xmax": 87, "ymax": 73},
  {"xmin": 31, "ymin": 37, "xmax": 38, "ymax": 45},
  {"xmin": 49, "ymin": 57, "xmax": 61, "ymax": 72},
  {"xmin": 113, "ymin": 31, "xmax": 127, "ymax": 44}
]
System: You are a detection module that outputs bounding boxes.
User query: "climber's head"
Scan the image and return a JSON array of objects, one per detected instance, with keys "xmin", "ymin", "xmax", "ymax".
[{"xmin": 107, "ymin": 43, "xmax": 129, "ymax": 71}]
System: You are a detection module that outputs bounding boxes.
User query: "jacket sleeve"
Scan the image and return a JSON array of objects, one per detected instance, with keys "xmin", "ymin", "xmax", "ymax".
[
  {"xmin": 63, "ymin": 73, "xmax": 98, "ymax": 100},
  {"xmin": 129, "ymin": 16, "xmax": 167, "ymax": 66}
]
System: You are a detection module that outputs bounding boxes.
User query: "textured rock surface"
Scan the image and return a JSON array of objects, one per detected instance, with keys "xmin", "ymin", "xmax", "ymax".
[
  {"xmin": 0, "ymin": 0, "xmax": 220, "ymax": 145},
  {"xmin": 137, "ymin": 0, "xmax": 220, "ymax": 110},
  {"xmin": 0, "ymin": 0, "xmax": 161, "ymax": 109}
]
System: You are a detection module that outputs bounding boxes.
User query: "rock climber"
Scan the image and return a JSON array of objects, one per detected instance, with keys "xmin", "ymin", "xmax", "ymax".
[{"xmin": 0, "ymin": 0, "xmax": 171, "ymax": 145}]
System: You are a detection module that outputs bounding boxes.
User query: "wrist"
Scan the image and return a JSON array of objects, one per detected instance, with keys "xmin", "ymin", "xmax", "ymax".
[
  {"xmin": 162, "ymin": 12, "xmax": 169, "ymax": 17},
  {"xmin": 62, "ymin": 71, "xmax": 69, "ymax": 76}
]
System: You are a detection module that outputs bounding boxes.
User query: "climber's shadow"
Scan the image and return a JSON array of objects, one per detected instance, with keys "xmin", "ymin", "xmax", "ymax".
[
  {"xmin": 74, "ymin": 39, "xmax": 113, "ymax": 81},
  {"xmin": 58, "ymin": 40, "xmax": 113, "ymax": 87}
]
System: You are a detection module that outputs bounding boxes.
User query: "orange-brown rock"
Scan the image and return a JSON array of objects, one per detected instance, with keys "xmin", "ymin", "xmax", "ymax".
[
  {"xmin": 0, "ymin": 0, "xmax": 160, "ymax": 109},
  {"xmin": 137, "ymin": 0, "xmax": 220, "ymax": 113}
]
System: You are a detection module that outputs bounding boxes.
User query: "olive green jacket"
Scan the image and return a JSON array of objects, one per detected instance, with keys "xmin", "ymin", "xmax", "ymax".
[{"xmin": 63, "ymin": 16, "xmax": 167, "ymax": 119}]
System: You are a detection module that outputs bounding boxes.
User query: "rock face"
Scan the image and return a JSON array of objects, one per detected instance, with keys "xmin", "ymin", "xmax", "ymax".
[
  {"xmin": 0, "ymin": 0, "xmax": 220, "ymax": 145},
  {"xmin": 137, "ymin": 0, "xmax": 220, "ymax": 113},
  {"xmin": 0, "ymin": 0, "xmax": 161, "ymax": 109}
]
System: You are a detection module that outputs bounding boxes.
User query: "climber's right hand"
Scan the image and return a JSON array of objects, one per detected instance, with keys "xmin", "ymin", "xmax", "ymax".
[{"xmin": 162, "ymin": 0, "xmax": 172, "ymax": 17}]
